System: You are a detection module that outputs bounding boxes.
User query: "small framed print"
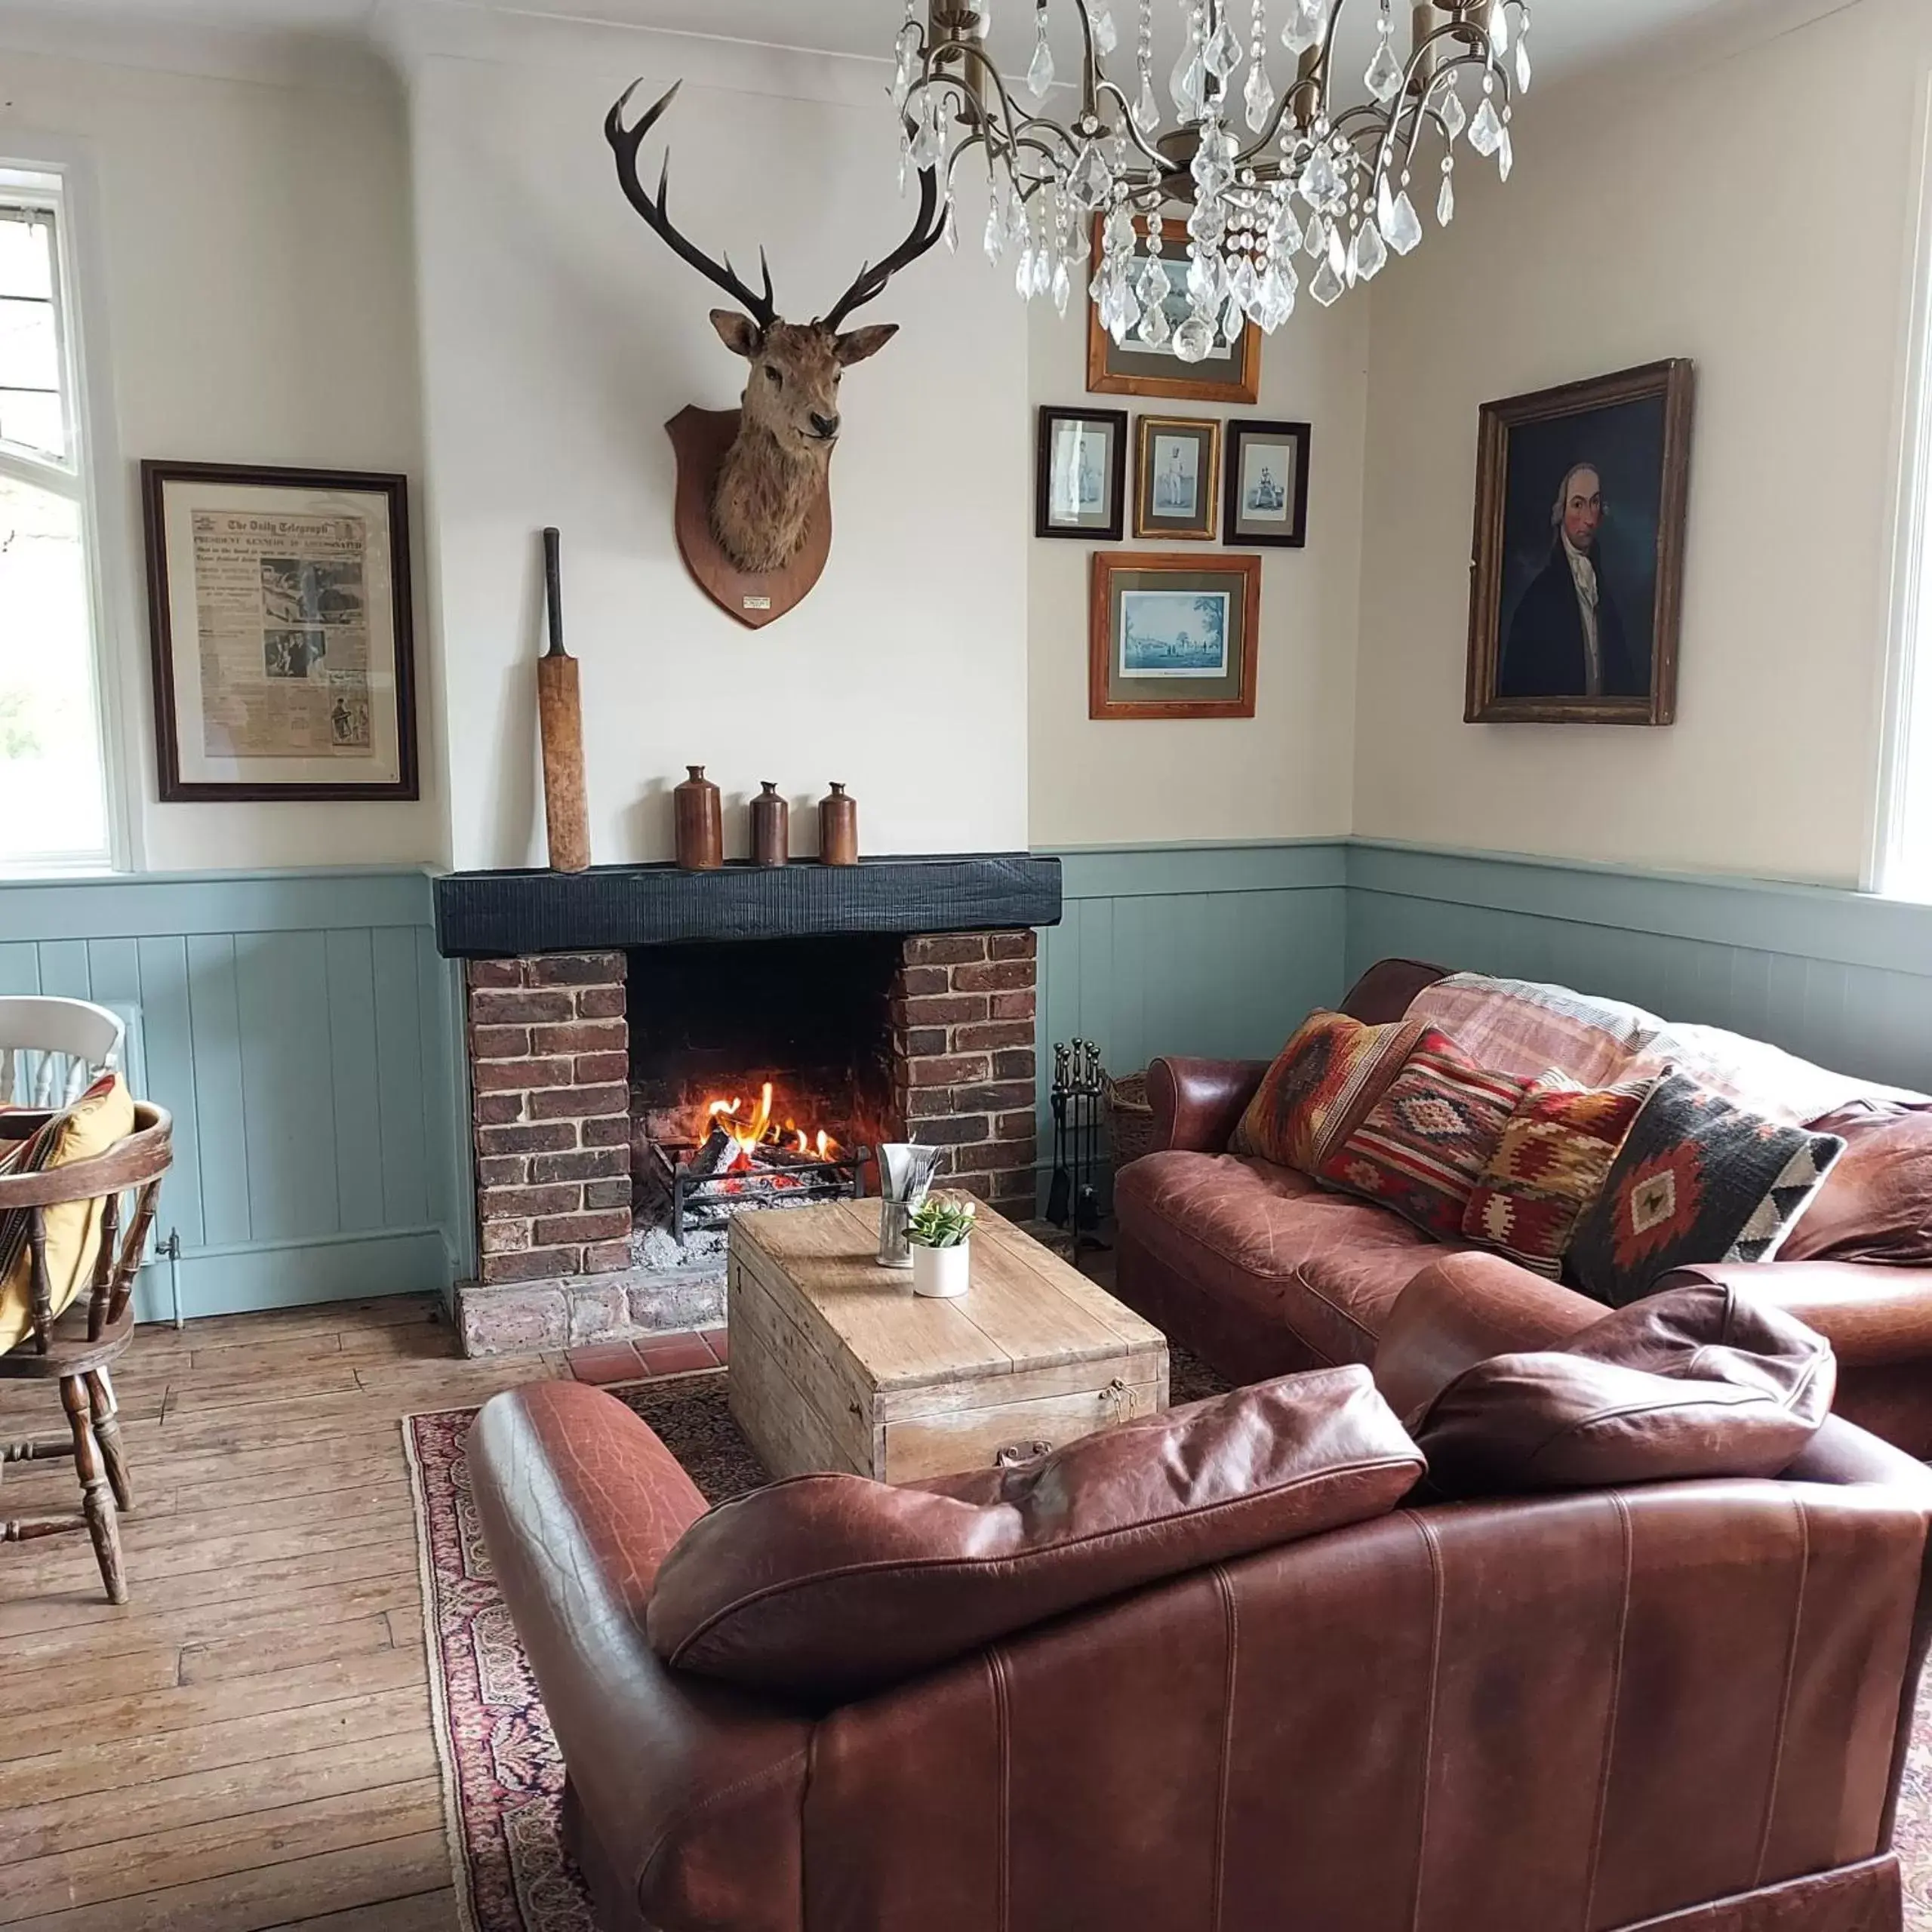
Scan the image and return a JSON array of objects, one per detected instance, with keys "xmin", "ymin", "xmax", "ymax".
[
  {"xmin": 1088, "ymin": 214, "xmax": 1261, "ymax": 405},
  {"xmin": 142, "ymin": 460, "xmax": 418, "ymax": 801},
  {"xmin": 1134, "ymin": 415, "xmax": 1221, "ymax": 542},
  {"xmin": 1090, "ymin": 551, "xmax": 1260, "ymax": 720},
  {"xmin": 1036, "ymin": 406, "xmax": 1128, "ymax": 540},
  {"xmin": 1225, "ymin": 419, "xmax": 1311, "ymax": 547}
]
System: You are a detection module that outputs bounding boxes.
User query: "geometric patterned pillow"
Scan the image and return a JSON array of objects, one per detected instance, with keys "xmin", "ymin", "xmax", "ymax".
[
  {"xmin": 1567, "ymin": 1072, "xmax": 1847, "ymax": 1307},
  {"xmin": 1229, "ymin": 1009, "xmax": 1426, "ymax": 1174},
  {"xmin": 1318, "ymin": 1028, "xmax": 1533, "ymax": 1239},
  {"xmin": 1460, "ymin": 1076, "xmax": 1654, "ymax": 1278}
]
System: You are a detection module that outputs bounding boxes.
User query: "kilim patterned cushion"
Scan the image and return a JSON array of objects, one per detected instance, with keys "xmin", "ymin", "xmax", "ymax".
[
  {"xmin": 1567, "ymin": 1072, "xmax": 1848, "ymax": 1308},
  {"xmin": 1229, "ymin": 1010, "xmax": 1426, "ymax": 1174},
  {"xmin": 1318, "ymin": 1029, "xmax": 1532, "ymax": 1239},
  {"xmin": 1460, "ymin": 1077, "xmax": 1654, "ymax": 1279}
]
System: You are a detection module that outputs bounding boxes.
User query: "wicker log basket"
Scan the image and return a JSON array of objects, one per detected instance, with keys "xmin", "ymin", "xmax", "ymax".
[{"xmin": 1105, "ymin": 1071, "xmax": 1158, "ymax": 1169}]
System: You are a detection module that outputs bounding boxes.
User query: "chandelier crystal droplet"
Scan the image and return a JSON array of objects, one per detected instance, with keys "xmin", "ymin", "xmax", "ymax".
[
  {"xmin": 1027, "ymin": 7, "xmax": 1057, "ymax": 98},
  {"xmin": 886, "ymin": 0, "xmax": 1527, "ymax": 347}
]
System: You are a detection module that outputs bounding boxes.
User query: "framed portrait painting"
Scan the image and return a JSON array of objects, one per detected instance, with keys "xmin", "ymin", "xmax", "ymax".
[
  {"xmin": 1035, "ymin": 405, "xmax": 1128, "ymax": 541},
  {"xmin": 1225, "ymin": 419, "xmax": 1310, "ymax": 547},
  {"xmin": 1134, "ymin": 415, "xmax": 1220, "ymax": 541},
  {"xmin": 1465, "ymin": 360, "xmax": 1695, "ymax": 725},
  {"xmin": 1087, "ymin": 214, "xmax": 1260, "ymax": 405},
  {"xmin": 143, "ymin": 460, "xmax": 418, "ymax": 800},
  {"xmin": 1090, "ymin": 552, "xmax": 1260, "ymax": 720}
]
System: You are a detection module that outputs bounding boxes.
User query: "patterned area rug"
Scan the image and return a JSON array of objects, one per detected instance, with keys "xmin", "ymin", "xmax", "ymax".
[{"xmin": 404, "ymin": 1368, "xmax": 1932, "ymax": 1932}]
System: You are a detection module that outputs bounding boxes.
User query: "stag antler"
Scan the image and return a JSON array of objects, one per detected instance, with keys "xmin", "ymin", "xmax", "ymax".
[
  {"xmin": 820, "ymin": 158, "xmax": 946, "ymax": 333},
  {"xmin": 606, "ymin": 80, "xmax": 780, "ymax": 331}
]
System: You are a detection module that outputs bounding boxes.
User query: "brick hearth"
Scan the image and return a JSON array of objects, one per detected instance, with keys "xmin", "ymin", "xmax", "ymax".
[{"xmin": 455, "ymin": 931, "xmax": 1039, "ymax": 1357}]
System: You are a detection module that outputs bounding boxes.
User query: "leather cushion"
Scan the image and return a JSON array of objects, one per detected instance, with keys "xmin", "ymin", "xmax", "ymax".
[
  {"xmin": 1782, "ymin": 1100, "xmax": 1932, "ymax": 1265},
  {"xmin": 1337, "ymin": 957, "xmax": 1451, "ymax": 1026},
  {"xmin": 647, "ymin": 1367, "xmax": 1425, "ymax": 1700},
  {"xmin": 1413, "ymin": 1283, "xmax": 1836, "ymax": 1495},
  {"xmin": 1229, "ymin": 1010, "xmax": 1424, "ymax": 1172},
  {"xmin": 1115, "ymin": 1151, "xmax": 1463, "ymax": 1367}
]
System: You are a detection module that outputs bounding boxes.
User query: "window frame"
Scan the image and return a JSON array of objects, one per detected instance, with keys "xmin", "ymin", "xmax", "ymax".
[
  {"xmin": 1872, "ymin": 78, "xmax": 1932, "ymax": 899},
  {"xmin": 0, "ymin": 191, "xmax": 75, "ymax": 476},
  {"xmin": 0, "ymin": 146, "xmax": 133, "ymax": 876}
]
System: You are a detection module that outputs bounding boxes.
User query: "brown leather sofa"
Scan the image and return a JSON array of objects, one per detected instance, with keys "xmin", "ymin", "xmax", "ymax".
[
  {"xmin": 469, "ymin": 1308, "xmax": 1932, "ymax": 1932},
  {"xmin": 1117, "ymin": 958, "xmax": 1932, "ymax": 1456}
]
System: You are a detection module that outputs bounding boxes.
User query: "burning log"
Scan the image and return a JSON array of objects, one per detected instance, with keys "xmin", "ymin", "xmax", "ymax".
[{"xmin": 685, "ymin": 1125, "xmax": 734, "ymax": 1181}]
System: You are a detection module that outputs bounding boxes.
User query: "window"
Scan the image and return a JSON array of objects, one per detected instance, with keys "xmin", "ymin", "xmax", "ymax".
[{"xmin": 0, "ymin": 171, "xmax": 112, "ymax": 872}]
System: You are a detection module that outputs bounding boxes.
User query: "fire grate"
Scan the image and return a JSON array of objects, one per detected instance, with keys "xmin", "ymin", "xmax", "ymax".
[{"xmin": 646, "ymin": 1131, "xmax": 868, "ymax": 1246}]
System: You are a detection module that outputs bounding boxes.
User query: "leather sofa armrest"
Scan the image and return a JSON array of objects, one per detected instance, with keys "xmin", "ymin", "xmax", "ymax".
[
  {"xmin": 1658, "ymin": 1260, "xmax": 1932, "ymax": 1370},
  {"xmin": 1147, "ymin": 1055, "xmax": 1271, "ymax": 1155},
  {"xmin": 469, "ymin": 1383, "xmax": 812, "ymax": 1932},
  {"xmin": 1374, "ymin": 1251, "xmax": 1607, "ymax": 1424}
]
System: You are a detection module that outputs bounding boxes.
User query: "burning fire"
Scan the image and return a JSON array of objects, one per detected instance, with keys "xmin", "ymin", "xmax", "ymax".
[{"xmin": 702, "ymin": 1084, "xmax": 838, "ymax": 1171}]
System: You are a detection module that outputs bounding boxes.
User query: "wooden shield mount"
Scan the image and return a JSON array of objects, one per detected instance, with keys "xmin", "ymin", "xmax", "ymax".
[{"xmin": 666, "ymin": 406, "xmax": 832, "ymax": 631}]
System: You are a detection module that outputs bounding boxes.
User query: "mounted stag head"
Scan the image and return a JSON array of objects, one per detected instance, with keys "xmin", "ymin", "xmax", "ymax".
[{"xmin": 607, "ymin": 81, "xmax": 946, "ymax": 595}]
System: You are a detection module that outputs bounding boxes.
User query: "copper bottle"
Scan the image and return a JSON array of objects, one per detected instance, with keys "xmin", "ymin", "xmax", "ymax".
[
  {"xmin": 749, "ymin": 781, "xmax": 789, "ymax": 868},
  {"xmin": 673, "ymin": 765, "xmax": 722, "ymax": 872},
  {"xmin": 818, "ymin": 782, "xmax": 859, "ymax": 866}
]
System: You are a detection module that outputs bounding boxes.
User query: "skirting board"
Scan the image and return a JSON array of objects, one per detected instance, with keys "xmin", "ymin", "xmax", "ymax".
[{"xmin": 129, "ymin": 1227, "xmax": 454, "ymax": 1324}]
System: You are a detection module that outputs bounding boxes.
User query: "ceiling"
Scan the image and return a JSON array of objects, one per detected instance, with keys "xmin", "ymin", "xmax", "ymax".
[{"xmin": 0, "ymin": 0, "xmax": 1778, "ymax": 85}]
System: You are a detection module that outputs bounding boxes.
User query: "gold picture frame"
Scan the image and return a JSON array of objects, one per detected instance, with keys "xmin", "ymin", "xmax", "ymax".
[
  {"xmin": 1091, "ymin": 552, "xmax": 1260, "ymax": 720},
  {"xmin": 1465, "ymin": 360, "xmax": 1696, "ymax": 726},
  {"xmin": 1134, "ymin": 415, "xmax": 1221, "ymax": 542}
]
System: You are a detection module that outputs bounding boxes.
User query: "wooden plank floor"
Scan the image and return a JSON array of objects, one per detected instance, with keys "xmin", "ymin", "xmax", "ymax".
[{"xmin": 0, "ymin": 1295, "xmax": 564, "ymax": 1931}]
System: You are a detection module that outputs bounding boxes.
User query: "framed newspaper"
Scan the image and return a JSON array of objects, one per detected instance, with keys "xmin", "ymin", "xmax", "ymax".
[{"xmin": 141, "ymin": 461, "xmax": 418, "ymax": 801}]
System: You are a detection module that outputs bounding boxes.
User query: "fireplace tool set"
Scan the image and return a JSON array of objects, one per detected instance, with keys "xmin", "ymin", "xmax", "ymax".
[{"xmin": 1048, "ymin": 1038, "xmax": 1106, "ymax": 1260}]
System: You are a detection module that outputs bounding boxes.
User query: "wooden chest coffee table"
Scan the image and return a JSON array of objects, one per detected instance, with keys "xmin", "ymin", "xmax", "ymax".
[{"xmin": 727, "ymin": 1198, "xmax": 1169, "ymax": 1484}]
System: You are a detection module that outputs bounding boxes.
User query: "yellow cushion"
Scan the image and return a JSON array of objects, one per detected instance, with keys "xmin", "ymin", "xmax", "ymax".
[{"xmin": 0, "ymin": 1075, "xmax": 138, "ymax": 1355}]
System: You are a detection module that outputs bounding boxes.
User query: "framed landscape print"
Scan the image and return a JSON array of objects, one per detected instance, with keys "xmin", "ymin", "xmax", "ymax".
[
  {"xmin": 1087, "ymin": 215, "xmax": 1260, "ymax": 405},
  {"xmin": 1090, "ymin": 552, "xmax": 1261, "ymax": 720},
  {"xmin": 1134, "ymin": 416, "xmax": 1220, "ymax": 541},
  {"xmin": 1036, "ymin": 405, "xmax": 1129, "ymax": 540},
  {"xmin": 1225, "ymin": 419, "xmax": 1311, "ymax": 547},
  {"xmin": 143, "ymin": 460, "xmax": 418, "ymax": 800},
  {"xmin": 1465, "ymin": 360, "xmax": 1695, "ymax": 726}
]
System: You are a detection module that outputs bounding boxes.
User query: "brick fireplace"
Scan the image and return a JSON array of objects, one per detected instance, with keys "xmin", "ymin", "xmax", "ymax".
[{"xmin": 435, "ymin": 855, "xmax": 1060, "ymax": 1357}]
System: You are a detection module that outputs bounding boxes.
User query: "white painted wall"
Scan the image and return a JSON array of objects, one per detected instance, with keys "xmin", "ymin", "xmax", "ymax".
[
  {"xmin": 399, "ymin": 11, "xmax": 1030, "ymax": 872},
  {"xmin": 1352, "ymin": 0, "xmax": 1931, "ymax": 888},
  {"xmin": 0, "ymin": 26, "xmax": 441, "ymax": 870},
  {"xmin": 12, "ymin": 0, "xmax": 1920, "ymax": 888},
  {"xmin": 1026, "ymin": 264, "xmax": 1368, "ymax": 846}
]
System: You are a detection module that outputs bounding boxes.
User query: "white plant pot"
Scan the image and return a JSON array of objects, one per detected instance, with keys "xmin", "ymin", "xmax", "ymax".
[{"xmin": 911, "ymin": 1239, "xmax": 971, "ymax": 1299}]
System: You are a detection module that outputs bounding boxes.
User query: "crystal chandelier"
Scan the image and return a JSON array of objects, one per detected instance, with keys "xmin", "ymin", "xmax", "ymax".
[{"xmin": 889, "ymin": 0, "xmax": 1529, "ymax": 354}]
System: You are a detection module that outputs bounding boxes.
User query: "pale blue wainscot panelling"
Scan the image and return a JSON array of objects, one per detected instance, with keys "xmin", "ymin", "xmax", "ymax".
[
  {"xmin": 1038, "ymin": 841, "xmax": 1346, "ymax": 1072},
  {"xmin": 1029, "ymin": 838, "xmax": 1932, "ymax": 1217},
  {"xmin": 20, "ymin": 840, "xmax": 1932, "ymax": 1323},
  {"xmin": 1343, "ymin": 841, "xmax": 1932, "ymax": 1096},
  {"xmin": 0, "ymin": 869, "xmax": 467, "ymax": 1322},
  {"xmin": 1032, "ymin": 842, "xmax": 1349, "ymax": 1208}
]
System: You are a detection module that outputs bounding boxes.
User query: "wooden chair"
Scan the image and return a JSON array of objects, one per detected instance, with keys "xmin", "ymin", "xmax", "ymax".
[
  {"xmin": 0, "ymin": 1101, "xmax": 171, "ymax": 1604},
  {"xmin": 0, "ymin": 995, "xmax": 125, "ymax": 1107}
]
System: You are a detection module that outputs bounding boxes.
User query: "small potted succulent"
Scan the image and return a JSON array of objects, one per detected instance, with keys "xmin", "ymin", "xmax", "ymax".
[{"xmin": 906, "ymin": 1192, "xmax": 977, "ymax": 1300}]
